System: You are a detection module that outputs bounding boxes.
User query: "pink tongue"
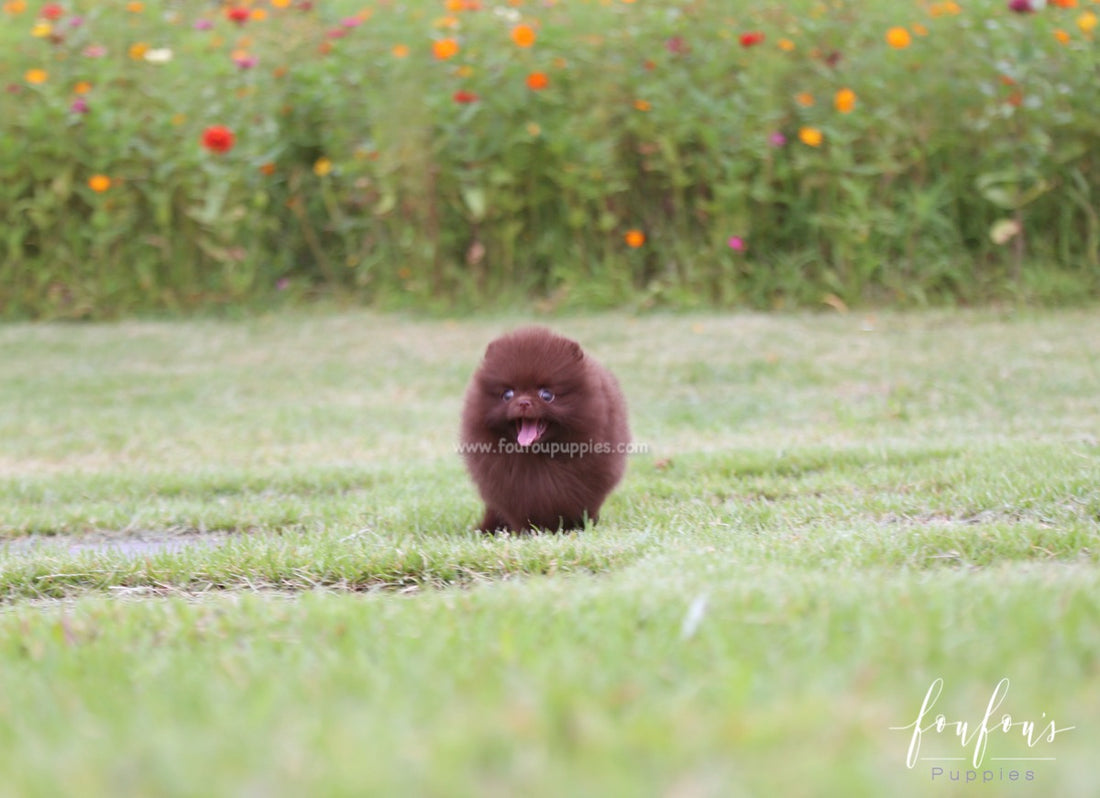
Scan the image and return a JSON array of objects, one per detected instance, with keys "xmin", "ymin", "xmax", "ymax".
[{"xmin": 517, "ymin": 420, "xmax": 541, "ymax": 446}]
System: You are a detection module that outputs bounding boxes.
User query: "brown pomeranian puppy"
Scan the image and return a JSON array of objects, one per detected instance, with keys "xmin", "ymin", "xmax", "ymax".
[{"xmin": 460, "ymin": 327, "xmax": 630, "ymax": 533}]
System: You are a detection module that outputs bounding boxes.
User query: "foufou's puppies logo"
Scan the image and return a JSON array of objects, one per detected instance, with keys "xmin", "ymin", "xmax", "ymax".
[{"xmin": 891, "ymin": 678, "xmax": 1074, "ymax": 782}]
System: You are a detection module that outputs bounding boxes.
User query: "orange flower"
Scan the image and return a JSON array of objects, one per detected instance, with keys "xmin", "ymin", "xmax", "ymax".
[
  {"xmin": 778, "ymin": 38, "xmax": 796, "ymax": 51},
  {"xmin": 1054, "ymin": 28, "xmax": 1071, "ymax": 44},
  {"xmin": 88, "ymin": 175, "xmax": 111, "ymax": 193},
  {"xmin": 432, "ymin": 37, "xmax": 459, "ymax": 59},
  {"xmin": 526, "ymin": 71, "xmax": 548, "ymax": 90},
  {"xmin": 886, "ymin": 27, "xmax": 911, "ymax": 49},
  {"xmin": 129, "ymin": 42, "xmax": 150, "ymax": 60},
  {"xmin": 633, "ymin": 98, "xmax": 651, "ymax": 111},
  {"xmin": 24, "ymin": 68, "xmax": 48, "ymax": 84},
  {"xmin": 795, "ymin": 92, "xmax": 815, "ymax": 107},
  {"xmin": 392, "ymin": 43, "xmax": 409, "ymax": 58},
  {"xmin": 271, "ymin": 0, "xmax": 291, "ymax": 7},
  {"xmin": 799, "ymin": 127, "xmax": 824, "ymax": 147},
  {"xmin": 929, "ymin": 1, "xmax": 961, "ymax": 14},
  {"xmin": 1051, "ymin": 0, "xmax": 1077, "ymax": 7},
  {"xmin": 624, "ymin": 229, "xmax": 646, "ymax": 248},
  {"xmin": 511, "ymin": 23, "xmax": 536, "ymax": 47},
  {"xmin": 834, "ymin": 88, "xmax": 856, "ymax": 113}
]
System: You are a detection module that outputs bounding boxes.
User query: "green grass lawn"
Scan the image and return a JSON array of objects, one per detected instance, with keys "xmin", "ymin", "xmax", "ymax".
[{"xmin": 1, "ymin": 310, "xmax": 1097, "ymax": 797}]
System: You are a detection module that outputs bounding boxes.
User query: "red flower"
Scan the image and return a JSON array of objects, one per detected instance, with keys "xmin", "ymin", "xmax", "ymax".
[
  {"xmin": 40, "ymin": 3, "xmax": 65, "ymax": 19},
  {"xmin": 226, "ymin": 6, "xmax": 250, "ymax": 24},
  {"xmin": 452, "ymin": 90, "xmax": 479, "ymax": 104},
  {"xmin": 201, "ymin": 125, "xmax": 235, "ymax": 154},
  {"xmin": 739, "ymin": 31, "xmax": 765, "ymax": 47}
]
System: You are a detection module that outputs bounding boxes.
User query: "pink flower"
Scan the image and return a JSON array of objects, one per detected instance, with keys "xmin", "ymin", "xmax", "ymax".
[
  {"xmin": 768, "ymin": 131, "xmax": 787, "ymax": 147},
  {"xmin": 727, "ymin": 236, "xmax": 746, "ymax": 251},
  {"xmin": 82, "ymin": 44, "xmax": 107, "ymax": 58},
  {"xmin": 665, "ymin": 36, "xmax": 688, "ymax": 55},
  {"xmin": 70, "ymin": 97, "xmax": 89, "ymax": 114}
]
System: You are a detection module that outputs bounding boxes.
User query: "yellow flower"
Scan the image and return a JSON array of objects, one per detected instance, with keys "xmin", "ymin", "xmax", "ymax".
[
  {"xmin": 885, "ymin": 26, "xmax": 911, "ymax": 49},
  {"xmin": 624, "ymin": 229, "xmax": 646, "ymax": 248},
  {"xmin": 31, "ymin": 20, "xmax": 50, "ymax": 37},
  {"xmin": 88, "ymin": 175, "xmax": 112, "ymax": 193},
  {"xmin": 1078, "ymin": 11, "xmax": 1098, "ymax": 33},
  {"xmin": 778, "ymin": 38, "xmax": 796, "ymax": 52},
  {"xmin": 834, "ymin": 88, "xmax": 857, "ymax": 113},
  {"xmin": 129, "ymin": 42, "xmax": 150, "ymax": 60},
  {"xmin": 313, "ymin": 157, "xmax": 333, "ymax": 177},
  {"xmin": 799, "ymin": 126, "xmax": 824, "ymax": 147},
  {"xmin": 24, "ymin": 68, "xmax": 48, "ymax": 85},
  {"xmin": 271, "ymin": 0, "xmax": 291, "ymax": 7}
]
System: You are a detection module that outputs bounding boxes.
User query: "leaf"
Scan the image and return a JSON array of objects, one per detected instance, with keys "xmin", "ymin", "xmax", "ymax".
[
  {"xmin": 975, "ymin": 172, "xmax": 1052, "ymax": 210},
  {"xmin": 373, "ymin": 191, "xmax": 396, "ymax": 217},
  {"xmin": 460, "ymin": 185, "xmax": 487, "ymax": 222}
]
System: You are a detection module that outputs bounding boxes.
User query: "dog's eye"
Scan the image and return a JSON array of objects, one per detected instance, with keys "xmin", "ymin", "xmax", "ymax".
[
  {"xmin": 538, "ymin": 388, "xmax": 554, "ymax": 402},
  {"xmin": 501, "ymin": 389, "xmax": 514, "ymax": 401}
]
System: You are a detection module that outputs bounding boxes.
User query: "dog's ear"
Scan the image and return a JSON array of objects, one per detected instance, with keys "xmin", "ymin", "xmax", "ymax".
[{"xmin": 565, "ymin": 339, "xmax": 585, "ymax": 362}]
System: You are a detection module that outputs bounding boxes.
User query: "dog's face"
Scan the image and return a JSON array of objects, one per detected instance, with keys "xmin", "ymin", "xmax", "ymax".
[{"xmin": 470, "ymin": 328, "xmax": 593, "ymax": 447}]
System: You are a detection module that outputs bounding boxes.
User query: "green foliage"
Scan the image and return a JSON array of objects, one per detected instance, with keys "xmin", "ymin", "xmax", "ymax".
[{"xmin": 2, "ymin": 0, "xmax": 1099, "ymax": 317}]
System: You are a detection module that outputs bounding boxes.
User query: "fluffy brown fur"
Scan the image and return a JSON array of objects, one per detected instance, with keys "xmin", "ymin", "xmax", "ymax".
[{"xmin": 460, "ymin": 327, "xmax": 630, "ymax": 533}]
